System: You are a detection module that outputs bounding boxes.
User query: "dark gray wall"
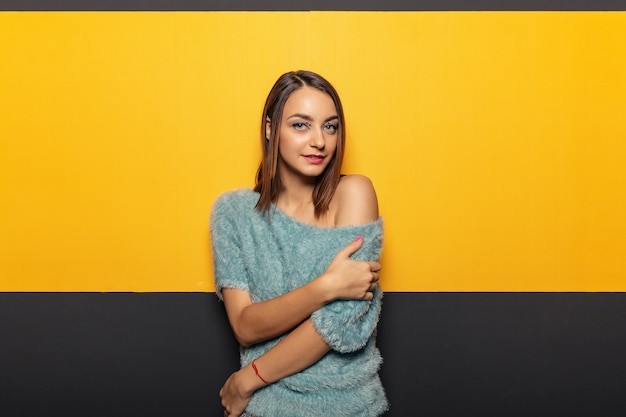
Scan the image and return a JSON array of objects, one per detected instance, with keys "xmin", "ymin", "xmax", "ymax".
[
  {"xmin": 2, "ymin": 292, "xmax": 626, "ymax": 416},
  {"xmin": 2, "ymin": 0, "xmax": 625, "ymax": 10}
]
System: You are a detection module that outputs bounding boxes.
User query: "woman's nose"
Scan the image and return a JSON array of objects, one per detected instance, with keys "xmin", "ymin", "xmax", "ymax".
[{"xmin": 310, "ymin": 128, "xmax": 325, "ymax": 149}]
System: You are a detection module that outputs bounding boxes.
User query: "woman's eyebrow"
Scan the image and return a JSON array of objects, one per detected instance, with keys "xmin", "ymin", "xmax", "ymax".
[
  {"xmin": 286, "ymin": 113, "xmax": 338, "ymax": 122},
  {"xmin": 287, "ymin": 113, "xmax": 313, "ymax": 121}
]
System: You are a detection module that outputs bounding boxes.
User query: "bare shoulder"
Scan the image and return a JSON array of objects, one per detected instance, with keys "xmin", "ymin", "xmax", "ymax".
[{"xmin": 333, "ymin": 174, "xmax": 379, "ymax": 227}]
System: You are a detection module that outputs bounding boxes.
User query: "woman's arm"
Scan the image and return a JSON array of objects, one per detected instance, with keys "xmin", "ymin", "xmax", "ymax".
[
  {"xmin": 221, "ymin": 319, "xmax": 330, "ymax": 416},
  {"xmin": 222, "ymin": 235, "xmax": 380, "ymax": 347},
  {"xmin": 308, "ymin": 174, "xmax": 384, "ymax": 352}
]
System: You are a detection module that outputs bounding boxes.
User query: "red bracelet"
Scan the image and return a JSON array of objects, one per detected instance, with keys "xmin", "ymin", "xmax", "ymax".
[{"xmin": 251, "ymin": 360, "xmax": 270, "ymax": 385}]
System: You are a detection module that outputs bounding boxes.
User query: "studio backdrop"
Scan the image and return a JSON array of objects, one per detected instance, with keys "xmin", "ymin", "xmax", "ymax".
[{"xmin": 1, "ymin": 2, "xmax": 625, "ymax": 416}]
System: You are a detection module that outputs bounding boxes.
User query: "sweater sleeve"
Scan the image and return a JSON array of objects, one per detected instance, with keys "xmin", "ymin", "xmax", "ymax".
[
  {"xmin": 310, "ymin": 220, "xmax": 384, "ymax": 353},
  {"xmin": 210, "ymin": 192, "xmax": 250, "ymax": 300}
]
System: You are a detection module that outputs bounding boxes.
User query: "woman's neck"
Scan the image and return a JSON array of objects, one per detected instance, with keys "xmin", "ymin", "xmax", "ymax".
[
  {"xmin": 276, "ymin": 181, "xmax": 333, "ymax": 227},
  {"xmin": 276, "ymin": 184, "xmax": 314, "ymax": 213},
  {"xmin": 276, "ymin": 169, "xmax": 316, "ymax": 206},
  {"xmin": 275, "ymin": 169, "xmax": 335, "ymax": 226}
]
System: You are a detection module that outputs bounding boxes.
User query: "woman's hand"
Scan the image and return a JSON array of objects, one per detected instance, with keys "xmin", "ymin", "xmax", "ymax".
[
  {"xmin": 220, "ymin": 366, "xmax": 259, "ymax": 417},
  {"xmin": 321, "ymin": 236, "xmax": 381, "ymax": 301}
]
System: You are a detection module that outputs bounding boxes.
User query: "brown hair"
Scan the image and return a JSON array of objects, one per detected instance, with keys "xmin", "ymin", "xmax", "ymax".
[{"xmin": 254, "ymin": 70, "xmax": 346, "ymax": 217}]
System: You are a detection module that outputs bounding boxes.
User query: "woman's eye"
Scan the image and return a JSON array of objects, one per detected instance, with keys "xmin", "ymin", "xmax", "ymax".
[
  {"xmin": 324, "ymin": 124, "xmax": 338, "ymax": 133},
  {"xmin": 292, "ymin": 122, "xmax": 309, "ymax": 130}
]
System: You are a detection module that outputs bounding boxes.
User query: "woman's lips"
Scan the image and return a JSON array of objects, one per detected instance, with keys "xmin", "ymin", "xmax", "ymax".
[{"xmin": 303, "ymin": 155, "xmax": 325, "ymax": 164}]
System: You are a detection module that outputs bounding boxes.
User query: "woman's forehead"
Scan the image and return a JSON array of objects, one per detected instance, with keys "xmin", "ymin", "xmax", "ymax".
[{"xmin": 283, "ymin": 87, "xmax": 337, "ymax": 118}]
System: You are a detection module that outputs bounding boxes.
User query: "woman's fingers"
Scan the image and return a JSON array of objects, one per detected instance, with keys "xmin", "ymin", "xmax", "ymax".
[{"xmin": 369, "ymin": 261, "xmax": 382, "ymax": 273}]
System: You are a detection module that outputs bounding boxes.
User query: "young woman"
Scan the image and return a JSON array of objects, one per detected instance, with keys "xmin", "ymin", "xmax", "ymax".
[{"xmin": 210, "ymin": 70, "xmax": 388, "ymax": 417}]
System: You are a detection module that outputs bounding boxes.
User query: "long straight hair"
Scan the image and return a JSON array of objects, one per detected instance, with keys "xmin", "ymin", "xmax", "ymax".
[{"xmin": 254, "ymin": 70, "xmax": 346, "ymax": 217}]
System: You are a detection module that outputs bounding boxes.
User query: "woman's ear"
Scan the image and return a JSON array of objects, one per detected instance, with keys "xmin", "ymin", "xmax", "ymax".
[{"xmin": 265, "ymin": 117, "xmax": 271, "ymax": 140}]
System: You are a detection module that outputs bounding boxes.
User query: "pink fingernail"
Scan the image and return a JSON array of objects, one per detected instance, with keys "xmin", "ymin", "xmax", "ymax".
[{"xmin": 355, "ymin": 235, "xmax": 363, "ymax": 243}]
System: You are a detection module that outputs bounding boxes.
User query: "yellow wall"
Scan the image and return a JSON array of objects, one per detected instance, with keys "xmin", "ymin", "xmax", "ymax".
[{"xmin": 1, "ymin": 12, "xmax": 625, "ymax": 292}]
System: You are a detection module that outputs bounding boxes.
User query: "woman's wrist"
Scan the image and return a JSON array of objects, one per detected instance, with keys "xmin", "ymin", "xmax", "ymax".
[
  {"xmin": 309, "ymin": 272, "xmax": 337, "ymax": 304},
  {"xmin": 239, "ymin": 363, "xmax": 269, "ymax": 395}
]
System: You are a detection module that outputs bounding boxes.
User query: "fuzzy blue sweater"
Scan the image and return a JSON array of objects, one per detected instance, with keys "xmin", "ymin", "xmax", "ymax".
[{"xmin": 210, "ymin": 189, "xmax": 388, "ymax": 417}]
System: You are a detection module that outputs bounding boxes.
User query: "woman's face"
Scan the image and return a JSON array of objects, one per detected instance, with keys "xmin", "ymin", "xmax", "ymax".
[{"xmin": 273, "ymin": 86, "xmax": 339, "ymax": 183}]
